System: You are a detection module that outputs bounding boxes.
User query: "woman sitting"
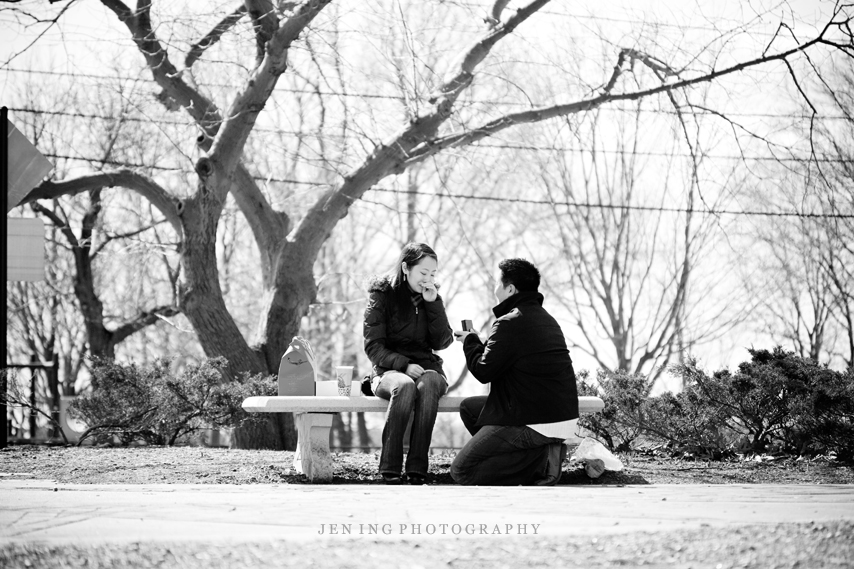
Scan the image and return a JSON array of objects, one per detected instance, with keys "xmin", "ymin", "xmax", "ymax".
[{"xmin": 363, "ymin": 242, "xmax": 454, "ymax": 484}]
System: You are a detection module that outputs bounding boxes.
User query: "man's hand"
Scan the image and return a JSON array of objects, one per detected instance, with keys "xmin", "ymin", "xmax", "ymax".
[
  {"xmin": 453, "ymin": 330, "xmax": 477, "ymax": 344},
  {"xmin": 405, "ymin": 363, "xmax": 425, "ymax": 378},
  {"xmin": 421, "ymin": 283, "xmax": 438, "ymax": 302}
]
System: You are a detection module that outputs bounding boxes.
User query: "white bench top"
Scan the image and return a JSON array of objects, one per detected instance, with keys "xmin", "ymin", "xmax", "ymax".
[{"xmin": 242, "ymin": 395, "xmax": 605, "ymax": 414}]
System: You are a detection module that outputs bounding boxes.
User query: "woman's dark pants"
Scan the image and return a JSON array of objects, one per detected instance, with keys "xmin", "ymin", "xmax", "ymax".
[{"xmin": 374, "ymin": 370, "xmax": 447, "ymax": 477}]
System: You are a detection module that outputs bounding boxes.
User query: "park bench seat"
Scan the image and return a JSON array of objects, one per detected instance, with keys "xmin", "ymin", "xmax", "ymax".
[{"xmin": 242, "ymin": 395, "xmax": 605, "ymax": 483}]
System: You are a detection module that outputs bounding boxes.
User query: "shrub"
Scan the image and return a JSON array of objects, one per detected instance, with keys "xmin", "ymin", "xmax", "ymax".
[
  {"xmin": 579, "ymin": 366, "xmax": 730, "ymax": 456},
  {"xmin": 669, "ymin": 355, "xmax": 804, "ymax": 454},
  {"xmin": 640, "ymin": 384, "xmax": 733, "ymax": 458},
  {"xmin": 577, "ymin": 368, "xmax": 654, "ymax": 451},
  {"xmin": 70, "ymin": 357, "xmax": 276, "ymax": 446},
  {"xmin": 789, "ymin": 365, "xmax": 854, "ymax": 462},
  {"xmin": 670, "ymin": 348, "xmax": 854, "ymax": 461},
  {"xmin": 577, "ymin": 348, "xmax": 854, "ymax": 462}
]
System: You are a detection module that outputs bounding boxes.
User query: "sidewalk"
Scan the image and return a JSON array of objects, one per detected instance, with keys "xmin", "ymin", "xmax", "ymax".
[{"xmin": 2, "ymin": 480, "xmax": 853, "ymax": 544}]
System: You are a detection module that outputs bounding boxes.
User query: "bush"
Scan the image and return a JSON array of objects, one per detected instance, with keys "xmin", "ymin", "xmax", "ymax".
[
  {"xmin": 669, "ymin": 348, "xmax": 854, "ymax": 461},
  {"xmin": 641, "ymin": 387, "xmax": 732, "ymax": 458},
  {"xmin": 789, "ymin": 363, "xmax": 854, "ymax": 462},
  {"xmin": 577, "ymin": 368, "xmax": 654, "ymax": 452},
  {"xmin": 70, "ymin": 357, "xmax": 276, "ymax": 446},
  {"xmin": 670, "ymin": 354, "xmax": 805, "ymax": 454},
  {"xmin": 579, "ymin": 367, "xmax": 730, "ymax": 456},
  {"xmin": 579, "ymin": 348, "xmax": 854, "ymax": 463}
]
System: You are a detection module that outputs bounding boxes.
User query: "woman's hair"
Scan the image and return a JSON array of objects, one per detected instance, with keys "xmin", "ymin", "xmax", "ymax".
[{"xmin": 390, "ymin": 242, "xmax": 438, "ymax": 289}]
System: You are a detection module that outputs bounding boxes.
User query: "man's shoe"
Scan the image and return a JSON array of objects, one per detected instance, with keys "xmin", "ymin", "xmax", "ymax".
[{"xmin": 534, "ymin": 443, "xmax": 567, "ymax": 486}]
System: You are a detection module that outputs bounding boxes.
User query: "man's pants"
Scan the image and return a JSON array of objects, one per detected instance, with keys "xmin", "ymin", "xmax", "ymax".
[{"xmin": 450, "ymin": 396, "xmax": 564, "ymax": 486}]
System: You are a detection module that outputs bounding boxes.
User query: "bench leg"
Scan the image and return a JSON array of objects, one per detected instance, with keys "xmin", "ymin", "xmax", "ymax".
[{"xmin": 293, "ymin": 413, "xmax": 334, "ymax": 483}]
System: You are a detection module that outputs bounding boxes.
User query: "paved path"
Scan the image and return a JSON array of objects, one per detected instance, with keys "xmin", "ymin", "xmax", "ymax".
[{"xmin": 1, "ymin": 481, "xmax": 852, "ymax": 544}]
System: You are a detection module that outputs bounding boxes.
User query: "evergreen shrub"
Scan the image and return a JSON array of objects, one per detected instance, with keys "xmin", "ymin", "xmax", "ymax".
[
  {"xmin": 581, "ymin": 347, "xmax": 853, "ymax": 463},
  {"xmin": 70, "ymin": 357, "xmax": 275, "ymax": 446}
]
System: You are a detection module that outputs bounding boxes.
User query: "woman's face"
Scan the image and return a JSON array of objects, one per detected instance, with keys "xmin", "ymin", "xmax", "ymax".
[{"xmin": 404, "ymin": 256, "xmax": 438, "ymax": 294}]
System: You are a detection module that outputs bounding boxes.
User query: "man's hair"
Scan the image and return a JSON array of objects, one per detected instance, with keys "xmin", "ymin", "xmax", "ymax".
[{"xmin": 498, "ymin": 258, "xmax": 540, "ymax": 292}]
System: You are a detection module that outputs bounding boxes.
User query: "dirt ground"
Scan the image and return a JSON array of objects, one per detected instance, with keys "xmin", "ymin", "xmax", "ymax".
[{"xmin": 1, "ymin": 445, "xmax": 852, "ymax": 486}]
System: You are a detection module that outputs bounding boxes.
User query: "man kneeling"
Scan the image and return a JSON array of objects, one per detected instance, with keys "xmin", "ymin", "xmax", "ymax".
[{"xmin": 451, "ymin": 258, "xmax": 579, "ymax": 486}]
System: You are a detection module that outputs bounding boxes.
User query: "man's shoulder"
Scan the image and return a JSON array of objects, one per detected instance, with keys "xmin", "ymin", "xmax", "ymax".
[
  {"xmin": 496, "ymin": 307, "xmax": 523, "ymax": 323},
  {"xmin": 500, "ymin": 304, "xmax": 557, "ymax": 324}
]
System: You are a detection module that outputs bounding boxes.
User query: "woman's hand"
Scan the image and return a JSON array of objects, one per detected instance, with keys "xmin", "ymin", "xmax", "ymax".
[
  {"xmin": 405, "ymin": 363, "xmax": 425, "ymax": 378},
  {"xmin": 421, "ymin": 283, "xmax": 438, "ymax": 302}
]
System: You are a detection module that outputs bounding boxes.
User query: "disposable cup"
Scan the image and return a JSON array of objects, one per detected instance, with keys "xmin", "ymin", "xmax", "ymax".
[{"xmin": 335, "ymin": 366, "xmax": 354, "ymax": 396}]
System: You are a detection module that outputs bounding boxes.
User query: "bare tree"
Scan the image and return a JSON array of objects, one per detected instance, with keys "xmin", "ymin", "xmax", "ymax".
[
  {"xmin": 8, "ymin": 71, "xmax": 182, "ymax": 360},
  {"xmin": 750, "ymin": 61, "xmax": 854, "ymax": 369},
  {"xmin": 12, "ymin": 1, "xmax": 854, "ymax": 448},
  {"xmin": 520, "ymin": 102, "xmax": 741, "ymax": 385},
  {"xmin": 816, "ymin": 69, "xmax": 854, "ymax": 368},
  {"xmin": 750, "ymin": 184, "xmax": 837, "ymax": 363}
]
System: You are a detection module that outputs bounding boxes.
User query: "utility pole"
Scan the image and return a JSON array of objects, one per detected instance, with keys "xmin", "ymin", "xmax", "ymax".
[{"xmin": 2, "ymin": 106, "xmax": 9, "ymax": 449}]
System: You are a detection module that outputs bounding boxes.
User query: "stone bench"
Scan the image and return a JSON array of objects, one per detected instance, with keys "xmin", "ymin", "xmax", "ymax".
[{"xmin": 241, "ymin": 394, "xmax": 605, "ymax": 483}]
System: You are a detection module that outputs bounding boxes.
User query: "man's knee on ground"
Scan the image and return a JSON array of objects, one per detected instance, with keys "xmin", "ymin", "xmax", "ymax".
[{"xmin": 450, "ymin": 454, "xmax": 473, "ymax": 485}]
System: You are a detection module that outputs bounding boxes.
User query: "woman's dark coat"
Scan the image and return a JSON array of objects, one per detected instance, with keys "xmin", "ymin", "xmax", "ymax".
[{"xmin": 363, "ymin": 276, "xmax": 454, "ymax": 378}]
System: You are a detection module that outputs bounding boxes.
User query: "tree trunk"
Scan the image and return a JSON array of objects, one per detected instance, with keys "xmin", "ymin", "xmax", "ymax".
[
  {"xmin": 179, "ymin": 191, "xmax": 299, "ymax": 450},
  {"xmin": 47, "ymin": 354, "xmax": 61, "ymax": 439},
  {"xmin": 255, "ymin": 243, "xmax": 318, "ymax": 372},
  {"xmin": 356, "ymin": 412, "xmax": 371, "ymax": 452},
  {"xmin": 332, "ymin": 413, "xmax": 352, "ymax": 450},
  {"xmin": 179, "ymin": 194, "xmax": 266, "ymax": 376}
]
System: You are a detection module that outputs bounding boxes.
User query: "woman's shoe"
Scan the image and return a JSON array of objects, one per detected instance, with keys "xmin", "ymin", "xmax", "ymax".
[
  {"xmin": 406, "ymin": 473, "xmax": 427, "ymax": 485},
  {"xmin": 382, "ymin": 473, "xmax": 403, "ymax": 485}
]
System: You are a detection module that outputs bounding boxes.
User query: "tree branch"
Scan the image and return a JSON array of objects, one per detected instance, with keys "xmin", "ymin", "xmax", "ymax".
[
  {"xmin": 403, "ymin": 31, "xmax": 835, "ymax": 167},
  {"xmin": 30, "ymin": 202, "xmax": 78, "ymax": 247},
  {"xmin": 208, "ymin": 0, "xmax": 332, "ymax": 179},
  {"xmin": 1, "ymin": 387, "xmax": 69, "ymax": 445},
  {"xmin": 185, "ymin": 4, "xmax": 247, "ymax": 69},
  {"xmin": 2, "ymin": 0, "xmax": 77, "ymax": 67},
  {"xmin": 485, "ymin": 0, "xmax": 511, "ymax": 27},
  {"xmin": 429, "ymin": 0, "xmax": 550, "ymax": 105},
  {"xmin": 100, "ymin": 0, "xmax": 222, "ymax": 133},
  {"xmin": 21, "ymin": 170, "xmax": 182, "ymax": 234},
  {"xmin": 245, "ymin": 0, "xmax": 278, "ymax": 66},
  {"xmin": 231, "ymin": 165, "xmax": 290, "ymax": 286},
  {"xmin": 291, "ymin": 0, "xmax": 551, "ymax": 257},
  {"xmin": 90, "ymin": 220, "xmax": 170, "ymax": 258},
  {"xmin": 111, "ymin": 305, "xmax": 181, "ymax": 345}
]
